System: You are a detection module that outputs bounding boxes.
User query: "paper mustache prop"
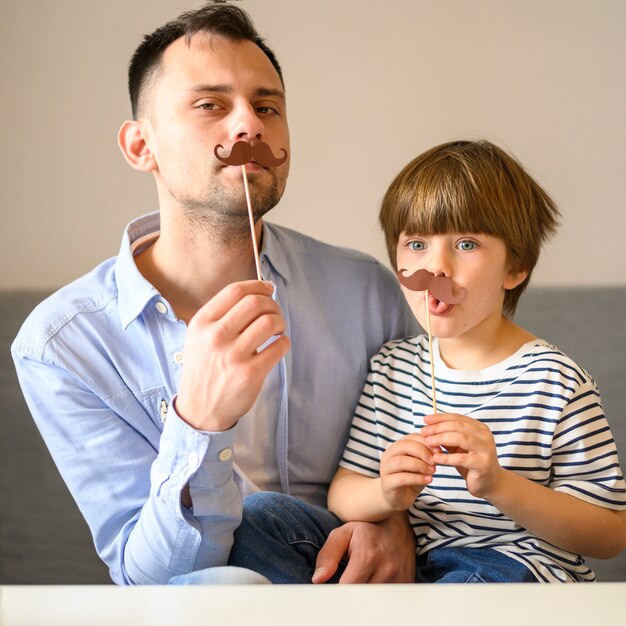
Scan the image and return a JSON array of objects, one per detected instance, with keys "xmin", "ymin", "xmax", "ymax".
[
  {"xmin": 214, "ymin": 141, "xmax": 288, "ymax": 280},
  {"xmin": 214, "ymin": 141, "xmax": 288, "ymax": 167},
  {"xmin": 396, "ymin": 269, "xmax": 467, "ymax": 413},
  {"xmin": 396, "ymin": 268, "xmax": 467, "ymax": 304}
]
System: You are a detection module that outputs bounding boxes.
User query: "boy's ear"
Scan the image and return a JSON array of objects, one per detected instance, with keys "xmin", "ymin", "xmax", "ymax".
[
  {"xmin": 503, "ymin": 267, "xmax": 528, "ymax": 290},
  {"xmin": 118, "ymin": 120, "xmax": 157, "ymax": 172}
]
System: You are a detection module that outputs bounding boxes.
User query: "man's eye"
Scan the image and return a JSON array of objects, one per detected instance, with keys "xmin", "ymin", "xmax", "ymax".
[
  {"xmin": 408, "ymin": 241, "xmax": 425, "ymax": 251},
  {"xmin": 256, "ymin": 106, "xmax": 279, "ymax": 116},
  {"xmin": 458, "ymin": 240, "xmax": 477, "ymax": 251},
  {"xmin": 198, "ymin": 103, "xmax": 218, "ymax": 110}
]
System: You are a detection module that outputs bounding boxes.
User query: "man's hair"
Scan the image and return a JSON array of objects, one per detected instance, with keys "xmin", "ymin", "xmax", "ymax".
[
  {"xmin": 379, "ymin": 140, "xmax": 560, "ymax": 316},
  {"xmin": 128, "ymin": 1, "xmax": 283, "ymax": 119}
]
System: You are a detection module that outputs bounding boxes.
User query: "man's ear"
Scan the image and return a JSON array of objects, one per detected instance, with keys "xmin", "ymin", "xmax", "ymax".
[
  {"xmin": 503, "ymin": 267, "xmax": 528, "ymax": 291},
  {"xmin": 118, "ymin": 120, "xmax": 157, "ymax": 172}
]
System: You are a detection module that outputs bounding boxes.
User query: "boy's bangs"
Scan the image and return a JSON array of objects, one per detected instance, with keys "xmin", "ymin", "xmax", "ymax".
[{"xmin": 401, "ymin": 165, "xmax": 494, "ymax": 237}]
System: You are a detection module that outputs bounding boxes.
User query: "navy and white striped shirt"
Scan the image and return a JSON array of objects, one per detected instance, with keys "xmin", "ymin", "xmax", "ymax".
[{"xmin": 340, "ymin": 335, "xmax": 626, "ymax": 582}]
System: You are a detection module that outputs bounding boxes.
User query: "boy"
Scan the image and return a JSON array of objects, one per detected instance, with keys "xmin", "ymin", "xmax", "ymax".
[{"xmin": 327, "ymin": 140, "xmax": 626, "ymax": 582}]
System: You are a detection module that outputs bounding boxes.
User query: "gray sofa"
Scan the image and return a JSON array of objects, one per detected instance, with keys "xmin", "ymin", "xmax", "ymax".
[{"xmin": 1, "ymin": 288, "xmax": 625, "ymax": 584}]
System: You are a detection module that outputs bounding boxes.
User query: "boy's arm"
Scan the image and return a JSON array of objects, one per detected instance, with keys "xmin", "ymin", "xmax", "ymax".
[
  {"xmin": 329, "ymin": 433, "xmax": 436, "ymax": 522},
  {"xmin": 423, "ymin": 412, "xmax": 626, "ymax": 559},
  {"xmin": 480, "ymin": 469, "xmax": 626, "ymax": 559},
  {"xmin": 328, "ymin": 468, "xmax": 389, "ymax": 522}
]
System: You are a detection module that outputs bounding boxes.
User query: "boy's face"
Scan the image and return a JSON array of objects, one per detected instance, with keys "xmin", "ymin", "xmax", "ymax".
[{"xmin": 396, "ymin": 231, "xmax": 526, "ymax": 340}]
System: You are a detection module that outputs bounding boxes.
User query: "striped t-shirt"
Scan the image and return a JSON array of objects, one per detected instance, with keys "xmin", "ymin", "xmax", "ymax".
[{"xmin": 340, "ymin": 336, "xmax": 626, "ymax": 582}]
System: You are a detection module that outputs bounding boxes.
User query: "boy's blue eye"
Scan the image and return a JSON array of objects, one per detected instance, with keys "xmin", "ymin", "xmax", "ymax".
[
  {"xmin": 458, "ymin": 240, "xmax": 477, "ymax": 251},
  {"xmin": 408, "ymin": 241, "xmax": 425, "ymax": 251}
]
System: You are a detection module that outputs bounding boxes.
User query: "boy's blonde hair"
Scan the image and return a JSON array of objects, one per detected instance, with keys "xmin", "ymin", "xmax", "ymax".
[{"xmin": 379, "ymin": 140, "xmax": 560, "ymax": 316}]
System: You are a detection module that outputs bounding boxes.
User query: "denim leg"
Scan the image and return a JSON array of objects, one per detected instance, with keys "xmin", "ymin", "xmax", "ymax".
[
  {"xmin": 416, "ymin": 547, "xmax": 537, "ymax": 583},
  {"xmin": 168, "ymin": 566, "xmax": 271, "ymax": 585},
  {"xmin": 228, "ymin": 492, "xmax": 345, "ymax": 584}
]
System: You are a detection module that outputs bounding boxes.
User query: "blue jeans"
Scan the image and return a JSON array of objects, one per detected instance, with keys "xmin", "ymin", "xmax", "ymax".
[
  {"xmin": 169, "ymin": 493, "xmax": 343, "ymax": 585},
  {"xmin": 228, "ymin": 492, "xmax": 537, "ymax": 584},
  {"xmin": 169, "ymin": 566, "xmax": 271, "ymax": 585},
  {"xmin": 228, "ymin": 492, "xmax": 347, "ymax": 583}
]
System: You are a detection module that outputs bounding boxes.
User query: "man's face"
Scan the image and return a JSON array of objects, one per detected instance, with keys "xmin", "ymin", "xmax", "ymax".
[{"xmin": 141, "ymin": 34, "xmax": 290, "ymax": 226}]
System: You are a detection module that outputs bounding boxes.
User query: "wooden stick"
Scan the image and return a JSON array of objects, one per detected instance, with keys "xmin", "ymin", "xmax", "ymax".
[
  {"xmin": 241, "ymin": 164, "xmax": 262, "ymax": 280},
  {"xmin": 425, "ymin": 289, "xmax": 437, "ymax": 413}
]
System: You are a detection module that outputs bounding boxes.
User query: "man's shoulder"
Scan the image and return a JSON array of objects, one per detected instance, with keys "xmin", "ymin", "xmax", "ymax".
[
  {"xmin": 266, "ymin": 223, "xmax": 396, "ymax": 285},
  {"xmin": 268, "ymin": 222, "xmax": 378, "ymax": 262},
  {"xmin": 12, "ymin": 257, "xmax": 118, "ymax": 360}
]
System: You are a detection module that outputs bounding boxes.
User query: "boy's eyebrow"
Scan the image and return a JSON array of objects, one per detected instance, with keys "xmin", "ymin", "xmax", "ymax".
[{"xmin": 188, "ymin": 84, "xmax": 286, "ymax": 100}]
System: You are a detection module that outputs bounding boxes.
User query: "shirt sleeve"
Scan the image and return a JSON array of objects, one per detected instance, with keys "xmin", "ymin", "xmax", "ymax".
[
  {"xmin": 11, "ymin": 349, "xmax": 243, "ymax": 584},
  {"xmin": 550, "ymin": 378, "xmax": 626, "ymax": 510}
]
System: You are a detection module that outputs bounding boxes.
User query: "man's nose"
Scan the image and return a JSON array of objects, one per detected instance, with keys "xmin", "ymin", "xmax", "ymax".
[{"xmin": 229, "ymin": 103, "xmax": 264, "ymax": 142}]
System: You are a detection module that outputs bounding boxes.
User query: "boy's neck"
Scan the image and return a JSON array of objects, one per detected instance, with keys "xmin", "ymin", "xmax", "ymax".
[{"xmin": 437, "ymin": 316, "xmax": 536, "ymax": 371}]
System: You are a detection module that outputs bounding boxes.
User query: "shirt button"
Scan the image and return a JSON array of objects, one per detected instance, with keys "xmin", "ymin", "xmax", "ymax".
[
  {"xmin": 188, "ymin": 452, "xmax": 199, "ymax": 467},
  {"xmin": 218, "ymin": 448, "xmax": 233, "ymax": 462},
  {"xmin": 156, "ymin": 301, "xmax": 168, "ymax": 315},
  {"xmin": 173, "ymin": 351, "xmax": 184, "ymax": 365}
]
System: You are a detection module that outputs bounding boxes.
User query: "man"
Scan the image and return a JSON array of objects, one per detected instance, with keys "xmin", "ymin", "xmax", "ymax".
[{"xmin": 12, "ymin": 2, "xmax": 416, "ymax": 584}]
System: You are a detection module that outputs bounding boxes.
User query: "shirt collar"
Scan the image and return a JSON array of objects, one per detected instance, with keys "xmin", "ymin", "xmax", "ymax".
[
  {"xmin": 115, "ymin": 212, "xmax": 162, "ymax": 328},
  {"xmin": 115, "ymin": 213, "xmax": 292, "ymax": 328},
  {"xmin": 260, "ymin": 221, "xmax": 291, "ymax": 283}
]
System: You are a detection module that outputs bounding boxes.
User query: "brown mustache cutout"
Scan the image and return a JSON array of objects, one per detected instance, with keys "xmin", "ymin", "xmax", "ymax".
[
  {"xmin": 214, "ymin": 141, "xmax": 288, "ymax": 167},
  {"xmin": 397, "ymin": 268, "xmax": 467, "ymax": 304}
]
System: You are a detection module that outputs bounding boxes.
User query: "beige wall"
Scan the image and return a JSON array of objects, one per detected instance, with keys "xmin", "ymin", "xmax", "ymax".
[{"xmin": 1, "ymin": 0, "xmax": 625, "ymax": 289}]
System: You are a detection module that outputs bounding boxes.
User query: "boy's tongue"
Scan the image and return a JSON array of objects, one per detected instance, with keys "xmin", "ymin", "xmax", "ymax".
[{"xmin": 429, "ymin": 294, "xmax": 453, "ymax": 315}]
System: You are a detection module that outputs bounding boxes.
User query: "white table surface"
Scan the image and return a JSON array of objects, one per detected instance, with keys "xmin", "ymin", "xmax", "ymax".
[{"xmin": 1, "ymin": 583, "xmax": 626, "ymax": 626}]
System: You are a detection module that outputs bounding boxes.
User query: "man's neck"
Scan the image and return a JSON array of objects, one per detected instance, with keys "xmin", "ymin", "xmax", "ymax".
[{"xmin": 135, "ymin": 213, "xmax": 264, "ymax": 324}]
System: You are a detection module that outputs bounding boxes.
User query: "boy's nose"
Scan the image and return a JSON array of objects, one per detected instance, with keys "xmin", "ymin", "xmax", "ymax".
[{"xmin": 425, "ymin": 248, "xmax": 453, "ymax": 278}]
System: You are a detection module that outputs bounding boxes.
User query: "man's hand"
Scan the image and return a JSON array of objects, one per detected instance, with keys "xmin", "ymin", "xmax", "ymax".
[
  {"xmin": 380, "ymin": 433, "xmax": 435, "ymax": 510},
  {"xmin": 175, "ymin": 280, "xmax": 290, "ymax": 432},
  {"xmin": 312, "ymin": 513, "xmax": 416, "ymax": 584}
]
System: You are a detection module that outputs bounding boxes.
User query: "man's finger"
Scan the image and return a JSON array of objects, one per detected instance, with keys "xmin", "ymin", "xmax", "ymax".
[
  {"xmin": 337, "ymin": 554, "xmax": 373, "ymax": 584},
  {"xmin": 197, "ymin": 280, "xmax": 275, "ymax": 323},
  {"xmin": 312, "ymin": 525, "xmax": 351, "ymax": 583}
]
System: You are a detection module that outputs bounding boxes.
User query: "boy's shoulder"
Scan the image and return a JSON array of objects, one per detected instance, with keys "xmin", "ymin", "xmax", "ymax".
[
  {"xmin": 372, "ymin": 335, "xmax": 427, "ymax": 365},
  {"xmin": 515, "ymin": 339, "xmax": 596, "ymax": 388}
]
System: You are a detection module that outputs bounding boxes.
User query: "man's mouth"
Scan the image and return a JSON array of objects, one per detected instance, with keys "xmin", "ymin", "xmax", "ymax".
[{"xmin": 218, "ymin": 161, "xmax": 265, "ymax": 175}]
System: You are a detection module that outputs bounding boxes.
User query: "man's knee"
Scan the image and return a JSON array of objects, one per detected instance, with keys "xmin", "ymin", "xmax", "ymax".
[
  {"xmin": 240, "ymin": 491, "xmax": 342, "ymax": 544},
  {"xmin": 242, "ymin": 491, "xmax": 296, "ymax": 518}
]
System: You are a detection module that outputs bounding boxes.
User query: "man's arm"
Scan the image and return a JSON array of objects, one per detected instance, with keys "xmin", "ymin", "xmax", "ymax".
[{"xmin": 12, "ymin": 280, "xmax": 289, "ymax": 584}]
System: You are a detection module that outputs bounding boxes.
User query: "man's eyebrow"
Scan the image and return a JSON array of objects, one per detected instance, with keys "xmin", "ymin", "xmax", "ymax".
[
  {"xmin": 188, "ymin": 85, "xmax": 285, "ymax": 100},
  {"xmin": 255, "ymin": 87, "xmax": 286, "ymax": 100},
  {"xmin": 188, "ymin": 84, "xmax": 232, "ymax": 94}
]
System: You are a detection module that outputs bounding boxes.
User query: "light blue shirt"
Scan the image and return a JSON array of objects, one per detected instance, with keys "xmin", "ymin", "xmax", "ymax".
[{"xmin": 12, "ymin": 212, "xmax": 416, "ymax": 584}]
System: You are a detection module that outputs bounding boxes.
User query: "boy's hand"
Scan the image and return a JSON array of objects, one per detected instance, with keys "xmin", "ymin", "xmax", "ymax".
[
  {"xmin": 421, "ymin": 413, "xmax": 505, "ymax": 500},
  {"xmin": 380, "ymin": 433, "xmax": 436, "ymax": 510}
]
